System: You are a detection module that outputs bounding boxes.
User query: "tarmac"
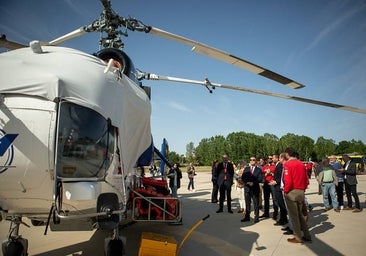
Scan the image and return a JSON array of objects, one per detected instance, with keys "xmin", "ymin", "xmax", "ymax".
[{"xmin": 1, "ymin": 171, "xmax": 365, "ymax": 256}]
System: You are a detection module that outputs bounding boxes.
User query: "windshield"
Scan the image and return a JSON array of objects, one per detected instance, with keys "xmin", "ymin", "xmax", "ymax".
[{"xmin": 56, "ymin": 102, "xmax": 114, "ymax": 179}]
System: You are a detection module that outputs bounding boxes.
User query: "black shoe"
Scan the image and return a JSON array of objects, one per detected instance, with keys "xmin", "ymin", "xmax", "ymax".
[
  {"xmin": 275, "ymin": 220, "xmax": 287, "ymax": 226},
  {"xmin": 254, "ymin": 219, "xmax": 259, "ymax": 223},
  {"xmin": 228, "ymin": 210, "xmax": 233, "ymax": 214},
  {"xmin": 283, "ymin": 230, "xmax": 293, "ymax": 235},
  {"xmin": 272, "ymin": 214, "xmax": 278, "ymax": 220},
  {"xmin": 281, "ymin": 226, "xmax": 290, "ymax": 231},
  {"xmin": 240, "ymin": 217, "xmax": 250, "ymax": 222},
  {"xmin": 302, "ymin": 236, "xmax": 312, "ymax": 243},
  {"xmin": 212, "ymin": 200, "xmax": 218, "ymax": 203},
  {"xmin": 216, "ymin": 209, "xmax": 223, "ymax": 213}
]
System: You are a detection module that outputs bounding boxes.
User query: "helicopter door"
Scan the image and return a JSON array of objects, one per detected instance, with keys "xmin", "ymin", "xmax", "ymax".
[{"xmin": 55, "ymin": 101, "xmax": 115, "ymax": 180}]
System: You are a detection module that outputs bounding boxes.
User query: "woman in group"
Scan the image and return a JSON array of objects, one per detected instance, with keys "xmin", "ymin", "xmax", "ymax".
[{"xmin": 235, "ymin": 160, "xmax": 246, "ymax": 213}]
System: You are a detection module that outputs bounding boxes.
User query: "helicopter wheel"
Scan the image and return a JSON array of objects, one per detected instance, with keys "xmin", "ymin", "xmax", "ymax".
[
  {"xmin": 106, "ymin": 239, "xmax": 124, "ymax": 256},
  {"xmin": 97, "ymin": 193, "xmax": 119, "ymax": 230},
  {"xmin": 2, "ymin": 238, "xmax": 28, "ymax": 256}
]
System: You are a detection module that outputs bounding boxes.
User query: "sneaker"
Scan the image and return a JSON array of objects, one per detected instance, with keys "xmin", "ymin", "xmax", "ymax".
[{"xmin": 340, "ymin": 205, "xmax": 344, "ymax": 210}]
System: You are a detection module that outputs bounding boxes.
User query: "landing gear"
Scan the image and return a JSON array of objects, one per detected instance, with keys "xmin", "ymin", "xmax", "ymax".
[
  {"xmin": 104, "ymin": 232, "xmax": 126, "ymax": 256},
  {"xmin": 2, "ymin": 216, "xmax": 29, "ymax": 256},
  {"xmin": 97, "ymin": 193, "xmax": 126, "ymax": 256},
  {"xmin": 97, "ymin": 193, "xmax": 120, "ymax": 230}
]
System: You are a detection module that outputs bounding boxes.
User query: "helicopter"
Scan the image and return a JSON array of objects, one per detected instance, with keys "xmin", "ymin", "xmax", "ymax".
[{"xmin": 1, "ymin": 1, "xmax": 366, "ymax": 255}]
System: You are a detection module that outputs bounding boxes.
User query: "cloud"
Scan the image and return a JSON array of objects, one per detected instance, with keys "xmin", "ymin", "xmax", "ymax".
[
  {"xmin": 64, "ymin": 0, "xmax": 94, "ymax": 19},
  {"xmin": 302, "ymin": 2, "xmax": 366, "ymax": 54},
  {"xmin": 167, "ymin": 101, "xmax": 192, "ymax": 112}
]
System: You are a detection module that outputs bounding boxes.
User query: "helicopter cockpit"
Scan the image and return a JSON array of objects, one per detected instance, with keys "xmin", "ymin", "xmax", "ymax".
[{"xmin": 56, "ymin": 101, "xmax": 115, "ymax": 179}]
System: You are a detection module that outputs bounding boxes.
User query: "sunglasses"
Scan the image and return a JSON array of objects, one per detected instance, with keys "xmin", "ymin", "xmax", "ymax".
[{"xmin": 250, "ymin": 159, "xmax": 256, "ymax": 161}]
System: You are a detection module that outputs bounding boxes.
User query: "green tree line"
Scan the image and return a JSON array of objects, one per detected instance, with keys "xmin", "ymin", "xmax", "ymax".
[{"xmin": 168, "ymin": 132, "xmax": 366, "ymax": 166}]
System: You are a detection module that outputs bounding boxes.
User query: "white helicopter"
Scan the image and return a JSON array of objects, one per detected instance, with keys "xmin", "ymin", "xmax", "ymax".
[{"xmin": 1, "ymin": 1, "xmax": 366, "ymax": 255}]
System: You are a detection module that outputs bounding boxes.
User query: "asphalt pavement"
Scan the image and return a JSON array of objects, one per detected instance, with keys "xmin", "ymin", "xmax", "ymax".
[{"xmin": 1, "ymin": 172, "xmax": 365, "ymax": 255}]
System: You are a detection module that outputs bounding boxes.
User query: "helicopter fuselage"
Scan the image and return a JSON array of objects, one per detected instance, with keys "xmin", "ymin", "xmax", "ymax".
[{"xmin": 0, "ymin": 45, "xmax": 153, "ymax": 227}]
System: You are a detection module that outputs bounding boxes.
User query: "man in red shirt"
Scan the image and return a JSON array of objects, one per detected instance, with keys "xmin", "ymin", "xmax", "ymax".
[
  {"xmin": 261, "ymin": 156, "xmax": 278, "ymax": 220},
  {"xmin": 283, "ymin": 147, "xmax": 311, "ymax": 244}
]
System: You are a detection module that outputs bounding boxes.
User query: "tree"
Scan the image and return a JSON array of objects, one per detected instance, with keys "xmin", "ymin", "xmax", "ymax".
[
  {"xmin": 195, "ymin": 135, "xmax": 226, "ymax": 165},
  {"xmin": 167, "ymin": 151, "xmax": 181, "ymax": 165},
  {"xmin": 185, "ymin": 142, "xmax": 195, "ymax": 163},
  {"xmin": 314, "ymin": 136, "xmax": 336, "ymax": 160},
  {"xmin": 336, "ymin": 140, "xmax": 351, "ymax": 154},
  {"xmin": 190, "ymin": 131, "xmax": 365, "ymax": 166}
]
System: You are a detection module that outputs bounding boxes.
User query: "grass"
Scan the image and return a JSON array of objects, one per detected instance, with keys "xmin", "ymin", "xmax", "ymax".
[{"xmin": 192, "ymin": 166, "xmax": 211, "ymax": 173}]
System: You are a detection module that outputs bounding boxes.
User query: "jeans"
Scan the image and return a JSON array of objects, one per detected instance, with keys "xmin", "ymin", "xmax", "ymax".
[{"xmin": 322, "ymin": 183, "xmax": 338, "ymax": 209}]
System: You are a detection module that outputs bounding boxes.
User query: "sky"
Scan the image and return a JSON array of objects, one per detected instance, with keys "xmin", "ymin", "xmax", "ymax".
[{"xmin": 1, "ymin": 0, "xmax": 366, "ymax": 155}]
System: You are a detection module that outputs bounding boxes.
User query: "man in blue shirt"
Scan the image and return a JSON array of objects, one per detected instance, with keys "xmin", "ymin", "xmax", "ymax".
[{"xmin": 329, "ymin": 155, "xmax": 344, "ymax": 209}]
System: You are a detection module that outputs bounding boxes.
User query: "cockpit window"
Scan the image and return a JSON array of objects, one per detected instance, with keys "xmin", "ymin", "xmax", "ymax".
[{"xmin": 56, "ymin": 102, "xmax": 114, "ymax": 179}]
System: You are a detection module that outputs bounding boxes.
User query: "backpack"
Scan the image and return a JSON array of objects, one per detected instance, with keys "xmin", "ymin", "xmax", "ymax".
[{"xmin": 322, "ymin": 168, "xmax": 333, "ymax": 183}]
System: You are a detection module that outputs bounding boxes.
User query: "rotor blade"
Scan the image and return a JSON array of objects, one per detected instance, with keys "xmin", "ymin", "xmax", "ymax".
[
  {"xmin": 48, "ymin": 27, "xmax": 87, "ymax": 46},
  {"xmin": 145, "ymin": 73, "xmax": 366, "ymax": 115},
  {"xmin": 147, "ymin": 27, "xmax": 304, "ymax": 90},
  {"xmin": 0, "ymin": 35, "xmax": 27, "ymax": 50}
]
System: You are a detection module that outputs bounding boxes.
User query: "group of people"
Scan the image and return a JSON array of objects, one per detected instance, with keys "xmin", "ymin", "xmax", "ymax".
[
  {"xmin": 211, "ymin": 149, "xmax": 363, "ymax": 244},
  {"xmin": 165, "ymin": 149, "xmax": 361, "ymax": 245},
  {"xmin": 167, "ymin": 162, "xmax": 196, "ymax": 197},
  {"xmin": 212, "ymin": 148, "xmax": 311, "ymax": 244},
  {"xmin": 316, "ymin": 154, "xmax": 361, "ymax": 213}
]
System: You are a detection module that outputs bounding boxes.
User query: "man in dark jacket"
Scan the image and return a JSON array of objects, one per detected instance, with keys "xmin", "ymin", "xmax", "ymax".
[
  {"xmin": 241, "ymin": 156, "xmax": 263, "ymax": 223},
  {"xmin": 215, "ymin": 154, "xmax": 235, "ymax": 213},
  {"xmin": 341, "ymin": 154, "xmax": 361, "ymax": 212},
  {"xmin": 270, "ymin": 153, "xmax": 288, "ymax": 225}
]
